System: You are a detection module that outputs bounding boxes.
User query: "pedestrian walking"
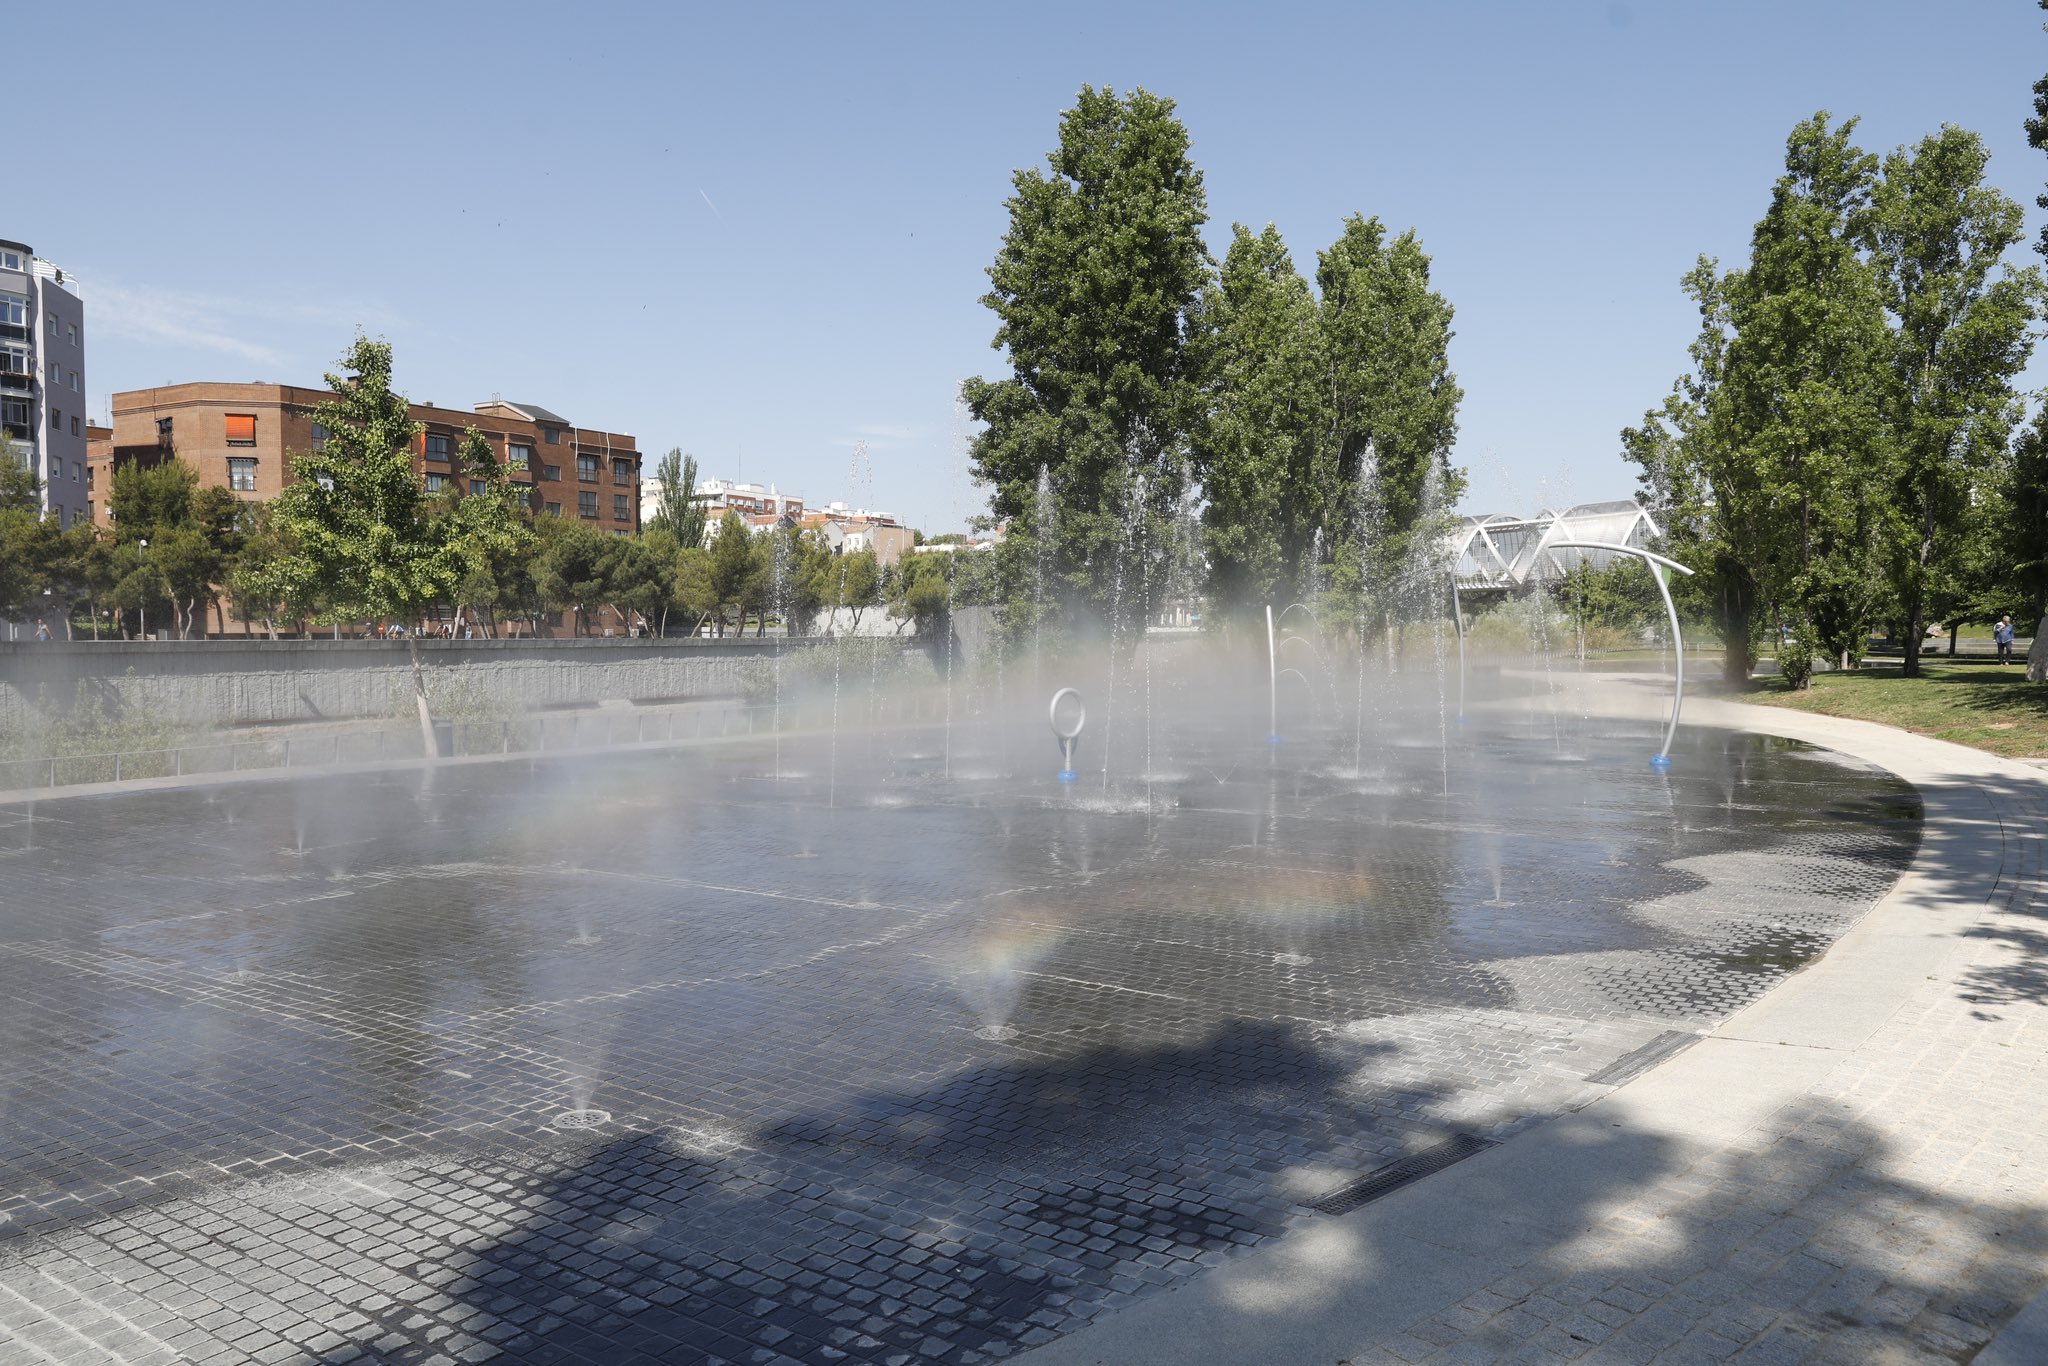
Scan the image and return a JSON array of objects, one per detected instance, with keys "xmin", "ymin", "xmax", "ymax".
[
  {"xmin": 1995, "ymin": 615, "xmax": 2016, "ymax": 665},
  {"xmin": 33, "ymin": 618, "xmax": 50, "ymax": 642}
]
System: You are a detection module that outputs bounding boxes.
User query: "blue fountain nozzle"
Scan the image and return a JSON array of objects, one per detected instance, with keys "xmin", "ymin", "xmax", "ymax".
[
  {"xmin": 1267, "ymin": 734, "xmax": 1283, "ymax": 747},
  {"xmin": 1453, "ymin": 712, "xmax": 1466, "ymax": 726},
  {"xmin": 1650, "ymin": 752, "xmax": 1672, "ymax": 771},
  {"xmin": 1056, "ymin": 769, "xmax": 1078, "ymax": 783}
]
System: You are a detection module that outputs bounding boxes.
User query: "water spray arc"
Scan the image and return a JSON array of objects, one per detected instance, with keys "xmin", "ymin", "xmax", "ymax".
[
  {"xmin": 1449, "ymin": 574, "xmax": 1466, "ymax": 725},
  {"xmin": 1543, "ymin": 541, "xmax": 1695, "ymax": 769}
]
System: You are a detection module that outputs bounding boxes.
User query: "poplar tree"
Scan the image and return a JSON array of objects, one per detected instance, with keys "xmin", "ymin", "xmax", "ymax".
[
  {"xmin": 1714, "ymin": 114, "xmax": 1894, "ymax": 677},
  {"xmin": 1315, "ymin": 216, "xmax": 1464, "ymax": 580},
  {"xmin": 1630, "ymin": 115, "xmax": 1927, "ymax": 683},
  {"xmin": 1189, "ymin": 223, "xmax": 1327, "ymax": 617},
  {"xmin": 962, "ymin": 86, "xmax": 1210, "ymax": 636},
  {"xmin": 1870, "ymin": 126, "xmax": 2039, "ymax": 677}
]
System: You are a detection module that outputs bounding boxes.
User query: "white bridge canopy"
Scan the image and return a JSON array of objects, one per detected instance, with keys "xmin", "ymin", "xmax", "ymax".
[{"xmin": 1448, "ymin": 501, "xmax": 1662, "ymax": 589}]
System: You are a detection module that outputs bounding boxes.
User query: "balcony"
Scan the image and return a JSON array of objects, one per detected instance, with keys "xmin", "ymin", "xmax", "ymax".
[{"xmin": 0, "ymin": 369, "xmax": 30, "ymax": 391}]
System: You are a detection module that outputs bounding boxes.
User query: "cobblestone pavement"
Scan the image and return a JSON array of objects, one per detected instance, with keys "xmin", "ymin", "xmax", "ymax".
[
  {"xmin": 0, "ymin": 713, "xmax": 1919, "ymax": 1365},
  {"xmin": 1019, "ymin": 698, "xmax": 2048, "ymax": 1366}
]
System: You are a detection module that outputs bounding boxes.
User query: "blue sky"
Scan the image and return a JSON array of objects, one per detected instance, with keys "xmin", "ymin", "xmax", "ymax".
[{"xmin": 25, "ymin": 1, "xmax": 2048, "ymax": 530}]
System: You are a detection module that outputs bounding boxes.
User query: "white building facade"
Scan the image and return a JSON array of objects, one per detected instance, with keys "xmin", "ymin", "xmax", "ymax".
[{"xmin": 0, "ymin": 239, "xmax": 87, "ymax": 528}]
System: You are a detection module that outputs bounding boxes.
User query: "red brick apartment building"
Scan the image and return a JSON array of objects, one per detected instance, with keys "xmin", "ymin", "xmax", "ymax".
[{"xmin": 89, "ymin": 385, "xmax": 640, "ymax": 535}]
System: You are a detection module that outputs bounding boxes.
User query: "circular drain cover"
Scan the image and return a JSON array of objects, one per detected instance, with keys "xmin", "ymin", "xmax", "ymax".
[
  {"xmin": 552, "ymin": 1109, "xmax": 612, "ymax": 1130},
  {"xmin": 974, "ymin": 1024, "xmax": 1018, "ymax": 1041}
]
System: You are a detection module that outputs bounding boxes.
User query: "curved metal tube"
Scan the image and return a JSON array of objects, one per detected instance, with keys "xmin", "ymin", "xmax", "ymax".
[{"xmin": 1543, "ymin": 541, "xmax": 1696, "ymax": 764}]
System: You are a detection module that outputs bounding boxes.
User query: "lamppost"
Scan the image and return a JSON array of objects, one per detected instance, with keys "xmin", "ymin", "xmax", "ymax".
[{"xmin": 137, "ymin": 537, "xmax": 149, "ymax": 642}]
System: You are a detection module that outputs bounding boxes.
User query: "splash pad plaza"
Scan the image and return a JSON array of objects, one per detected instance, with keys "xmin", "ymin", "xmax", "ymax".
[{"xmin": 0, "ymin": 641, "xmax": 1929, "ymax": 1365}]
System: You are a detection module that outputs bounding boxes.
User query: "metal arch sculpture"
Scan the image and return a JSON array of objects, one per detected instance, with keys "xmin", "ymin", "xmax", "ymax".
[{"xmin": 1544, "ymin": 540, "xmax": 1697, "ymax": 769}]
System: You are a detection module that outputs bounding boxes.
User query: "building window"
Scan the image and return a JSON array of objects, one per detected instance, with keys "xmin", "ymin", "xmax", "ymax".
[
  {"xmin": 507, "ymin": 441, "xmax": 533, "ymax": 470},
  {"xmin": 70, "ymin": 371, "xmax": 79, "ymax": 392},
  {"xmin": 0, "ymin": 250, "xmax": 20, "ymax": 271},
  {"xmin": 470, "ymin": 478, "xmax": 486, "ymax": 495},
  {"xmin": 85, "ymin": 500, "xmax": 92, "ymax": 522},
  {"xmin": 157, "ymin": 417, "xmax": 173, "ymax": 442},
  {"xmin": 51, "ymin": 407, "xmax": 60, "ymax": 429},
  {"xmin": 546, "ymin": 501, "xmax": 562, "ymax": 515},
  {"xmin": 5, "ymin": 398, "xmax": 32, "ymax": 433},
  {"xmin": 578, "ymin": 490, "xmax": 598, "ymax": 518},
  {"xmin": 225, "ymin": 414, "xmax": 256, "ymax": 446},
  {"xmin": 228, "ymin": 457, "xmax": 257, "ymax": 491},
  {"xmin": 614, "ymin": 494, "xmax": 630, "ymax": 520},
  {"xmin": 0, "ymin": 293, "xmax": 25, "ymax": 327},
  {"xmin": 425, "ymin": 473, "xmax": 448, "ymax": 492},
  {"xmin": 544, "ymin": 428, "xmax": 560, "ymax": 445},
  {"xmin": 424, "ymin": 433, "xmax": 452, "ymax": 462},
  {"xmin": 577, "ymin": 454, "xmax": 599, "ymax": 482},
  {"xmin": 70, "ymin": 462, "xmax": 80, "ymax": 481},
  {"xmin": 0, "ymin": 345, "xmax": 24, "ymax": 374},
  {"xmin": 612, "ymin": 458, "xmax": 632, "ymax": 486},
  {"xmin": 70, "ymin": 416, "xmax": 80, "ymax": 437},
  {"xmin": 311, "ymin": 422, "xmax": 330, "ymax": 451},
  {"xmin": 540, "ymin": 463, "xmax": 561, "ymax": 482},
  {"xmin": 66, "ymin": 324, "xmax": 77, "ymax": 346},
  {"xmin": 47, "ymin": 312, "xmax": 58, "ymax": 339}
]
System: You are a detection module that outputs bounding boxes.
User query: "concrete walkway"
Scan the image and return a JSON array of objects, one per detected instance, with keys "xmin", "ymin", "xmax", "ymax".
[{"xmin": 1019, "ymin": 700, "xmax": 2048, "ymax": 1365}]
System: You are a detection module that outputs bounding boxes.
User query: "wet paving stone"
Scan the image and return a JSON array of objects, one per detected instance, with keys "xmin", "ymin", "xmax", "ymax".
[{"xmin": 0, "ymin": 717, "xmax": 1918, "ymax": 1364}]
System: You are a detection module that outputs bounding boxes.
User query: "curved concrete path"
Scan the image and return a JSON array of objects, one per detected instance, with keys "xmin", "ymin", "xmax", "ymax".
[{"xmin": 1019, "ymin": 699, "xmax": 2048, "ymax": 1365}]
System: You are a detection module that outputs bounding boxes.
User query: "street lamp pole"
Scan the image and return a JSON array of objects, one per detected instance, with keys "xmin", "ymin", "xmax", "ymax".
[{"xmin": 137, "ymin": 537, "xmax": 149, "ymax": 642}]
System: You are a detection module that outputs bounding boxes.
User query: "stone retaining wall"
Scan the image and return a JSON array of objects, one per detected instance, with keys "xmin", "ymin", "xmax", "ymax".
[{"xmin": 0, "ymin": 638, "xmax": 815, "ymax": 730}]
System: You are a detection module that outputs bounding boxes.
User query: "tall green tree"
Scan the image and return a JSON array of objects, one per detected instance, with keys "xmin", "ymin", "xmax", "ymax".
[
  {"xmin": 532, "ymin": 517, "xmax": 612, "ymax": 637},
  {"xmin": 2008, "ymin": 14, "xmax": 2048, "ymax": 627},
  {"xmin": 106, "ymin": 458, "xmax": 245, "ymax": 638},
  {"xmin": 648, "ymin": 449, "xmax": 710, "ymax": 548},
  {"xmin": 1189, "ymin": 223, "xmax": 1328, "ymax": 618},
  {"xmin": 1870, "ymin": 125, "xmax": 2040, "ymax": 677},
  {"xmin": 961, "ymin": 85, "xmax": 1210, "ymax": 638},
  {"xmin": 703, "ymin": 511, "xmax": 759, "ymax": 636},
  {"xmin": 1719, "ymin": 114, "xmax": 1893, "ymax": 678},
  {"xmin": 0, "ymin": 440, "xmax": 58, "ymax": 627},
  {"xmin": 2000, "ymin": 412, "xmax": 2048, "ymax": 621},
  {"xmin": 831, "ymin": 545, "xmax": 881, "ymax": 632},
  {"xmin": 1315, "ymin": 215, "xmax": 1465, "ymax": 582},
  {"xmin": 1630, "ymin": 115, "xmax": 1905, "ymax": 682},
  {"xmin": 252, "ymin": 335, "xmax": 458, "ymax": 751},
  {"xmin": 439, "ymin": 427, "xmax": 536, "ymax": 636}
]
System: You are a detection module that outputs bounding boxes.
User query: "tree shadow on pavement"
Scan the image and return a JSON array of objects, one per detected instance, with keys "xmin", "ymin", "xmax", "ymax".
[{"xmin": 317, "ymin": 1018, "xmax": 1461, "ymax": 1365}]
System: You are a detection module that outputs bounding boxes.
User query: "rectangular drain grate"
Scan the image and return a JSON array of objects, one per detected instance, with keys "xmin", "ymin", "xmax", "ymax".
[
  {"xmin": 1585, "ymin": 1029, "xmax": 1701, "ymax": 1086},
  {"xmin": 1304, "ymin": 1133, "xmax": 1497, "ymax": 1216}
]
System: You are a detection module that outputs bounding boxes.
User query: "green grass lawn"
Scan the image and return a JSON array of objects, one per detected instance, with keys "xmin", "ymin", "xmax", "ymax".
[{"xmin": 1743, "ymin": 660, "xmax": 2048, "ymax": 758}]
